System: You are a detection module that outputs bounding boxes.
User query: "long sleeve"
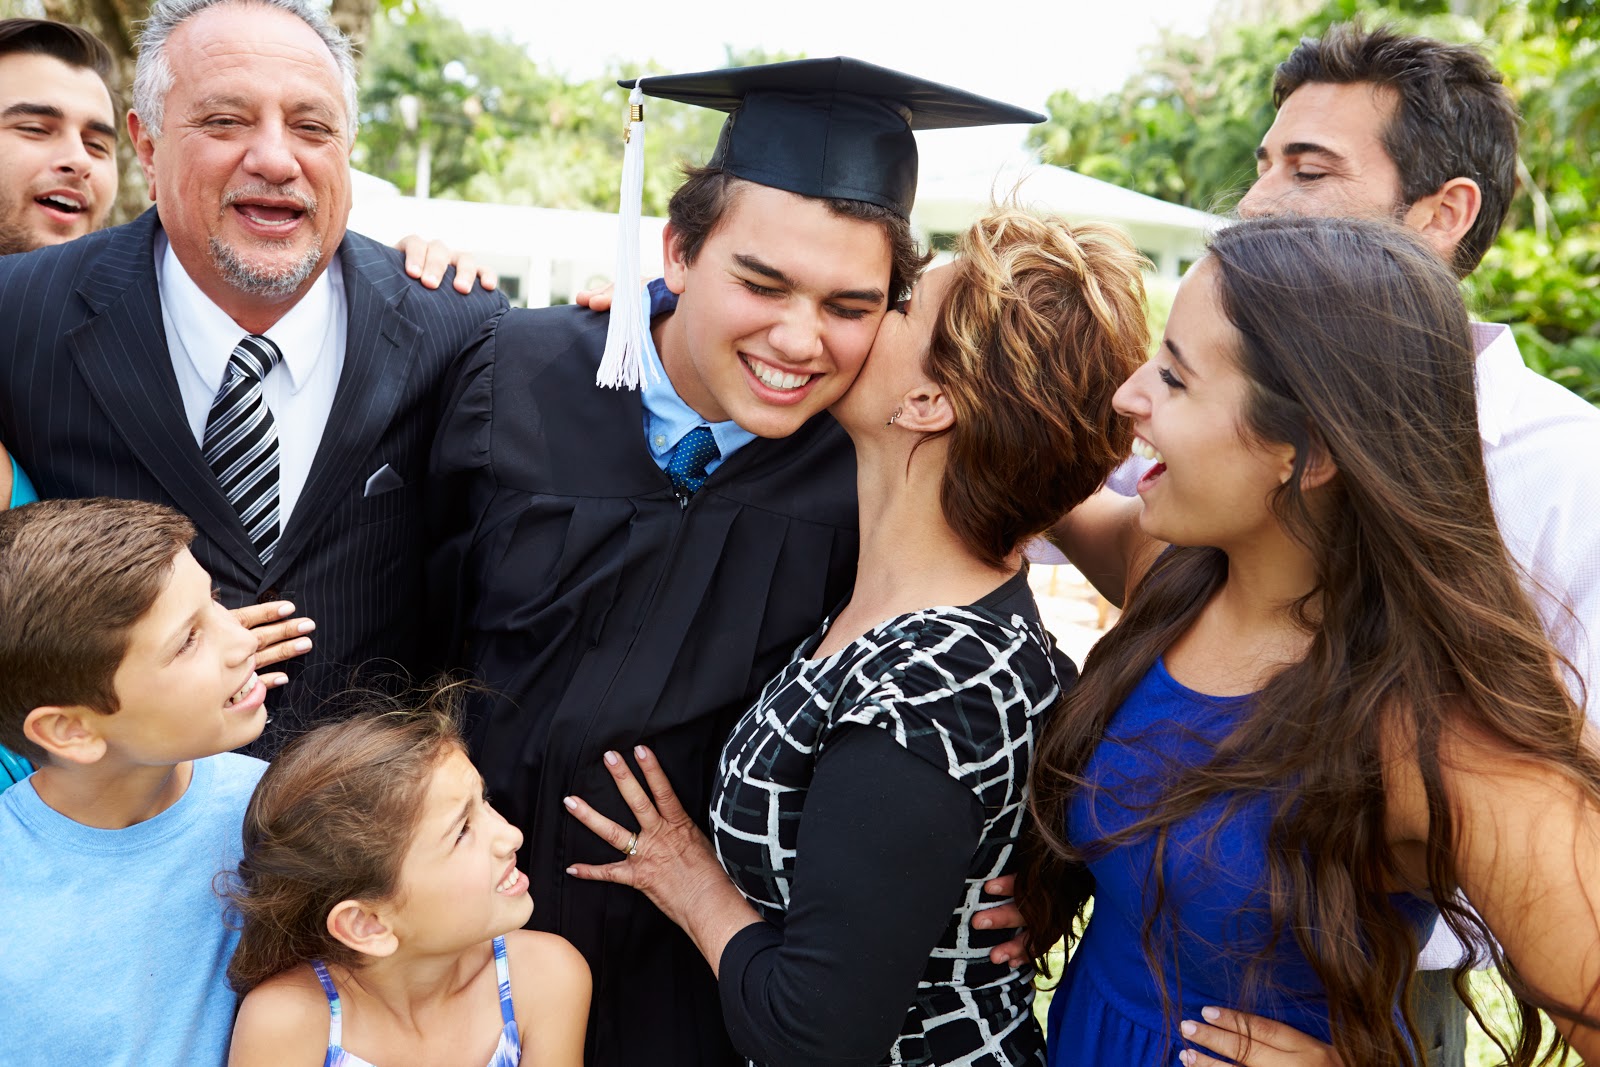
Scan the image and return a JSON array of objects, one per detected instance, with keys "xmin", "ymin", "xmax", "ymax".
[{"xmin": 717, "ymin": 725, "xmax": 985, "ymax": 1067}]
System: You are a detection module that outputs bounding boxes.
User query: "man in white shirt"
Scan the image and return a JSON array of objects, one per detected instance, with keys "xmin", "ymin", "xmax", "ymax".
[{"xmin": 0, "ymin": 0, "xmax": 507, "ymax": 752}]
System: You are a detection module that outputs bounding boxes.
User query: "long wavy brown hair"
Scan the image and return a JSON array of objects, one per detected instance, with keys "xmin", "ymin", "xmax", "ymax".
[{"xmin": 1021, "ymin": 215, "xmax": 1596, "ymax": 1066}]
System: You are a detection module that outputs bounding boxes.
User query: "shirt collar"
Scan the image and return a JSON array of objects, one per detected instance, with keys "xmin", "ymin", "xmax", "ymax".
[
  {"xmin": 156, "ymin": 231, "xmax": 341, "ymax": 395},
  {"xmin": 639, "ymin": 292, "xmax": 758, "ymax": 462},
  {"xmin": 1472, "ymin": 321, "xmax": 1520, "ymax": 447}
]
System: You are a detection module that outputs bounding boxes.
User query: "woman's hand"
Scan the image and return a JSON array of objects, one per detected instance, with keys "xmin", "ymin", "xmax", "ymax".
[
  {"xmin": 563, "ymin": 746, "xmax": 761, "ymax": 973},
  {"xmin": 229, "ymin": 600, "xmax": 314, "ymax": 687},
  {"xmin": 1179, "ymin": 1007, "xmax": 1343, "ymax": 1066}
]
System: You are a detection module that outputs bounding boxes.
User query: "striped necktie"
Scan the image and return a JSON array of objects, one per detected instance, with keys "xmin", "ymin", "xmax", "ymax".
[{"xmin": 204, "ymin": 334, "xmax": 283, "ymax": 562}]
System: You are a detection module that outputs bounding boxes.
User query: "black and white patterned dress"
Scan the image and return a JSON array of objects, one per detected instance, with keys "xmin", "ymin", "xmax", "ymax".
[{"xmin": 711, "ymin": 572, "xmax": 1067, "ymax": 1066}]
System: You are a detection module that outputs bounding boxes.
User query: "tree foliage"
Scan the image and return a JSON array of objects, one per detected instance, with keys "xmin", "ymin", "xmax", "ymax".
[
  {"xmin": 353, "ymin": 1, "xmax": 790, "ymax": 216},
  {"xmin": 1031, "ymin": 0, "xmax": 1600, "ymax": 402}
]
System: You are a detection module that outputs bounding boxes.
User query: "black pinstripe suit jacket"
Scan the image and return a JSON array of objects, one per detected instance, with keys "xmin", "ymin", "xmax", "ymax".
[{"xmin": 0, "ymin": 208, "xmax": 507, "ymax": 752}]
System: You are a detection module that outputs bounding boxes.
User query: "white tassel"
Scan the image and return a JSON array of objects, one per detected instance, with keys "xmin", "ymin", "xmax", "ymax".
[{"xmin": 597, "ymin": 84, "xmax": 651, "ymax": 390}]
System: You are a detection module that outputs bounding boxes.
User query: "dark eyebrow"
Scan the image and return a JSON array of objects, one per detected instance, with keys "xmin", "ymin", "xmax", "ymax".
[
  {"xmin": 733, "ymin": 253, "xmax": 885, "ymax": 306},
  {"xmin": 1165, "ymin": 338, "xmax": 1199, "ymax": 379},
  {"xmin": 1, "ymin": 101, "xmax": 110, "ymax": 140},
  {"xmin": 3, "ymin": 101, "xmax": 62, "ymax": 121},
  {"xmin": 1259, "ymin": 140, "xmax": 1349, "ymax": 165}
]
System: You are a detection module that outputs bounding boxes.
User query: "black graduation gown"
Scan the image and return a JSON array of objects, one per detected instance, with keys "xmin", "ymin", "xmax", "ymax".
[{"xmin": 432, "ymin": 305, "xmax": 859, "ymax": 1067}]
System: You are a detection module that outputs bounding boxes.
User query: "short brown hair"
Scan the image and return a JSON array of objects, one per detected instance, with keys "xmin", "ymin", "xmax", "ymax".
[
  {"xmin": 925, "ymin": 207, "xmax": 1149, "ymax": 568},
  {"xmin": 668, "ymin": 164, "xmax": 933, "ymax": 304},
  {"xmin": 0, "ymin": 18, "xmax": 114, "ymax": 83},
  {"xmin": 226, "ymin": 681, "xmax": 470, "ymax": 995},
  {"xmin": 1273, "ymin": 23, "xmax": 1519, "ymax": 276},
  {"xmin": 0, "ymin": 498, "xmax": 195, "ymax": 763}
]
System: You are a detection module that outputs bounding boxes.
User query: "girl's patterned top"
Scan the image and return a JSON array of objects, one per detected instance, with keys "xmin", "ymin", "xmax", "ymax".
[
  {"xmin": 712, "ymin": 572, "xmax": 1065, "ymax": 1065},
  {"xmin": 311, "ymin": 934, "xmax": 521, "ymax": 1067}
]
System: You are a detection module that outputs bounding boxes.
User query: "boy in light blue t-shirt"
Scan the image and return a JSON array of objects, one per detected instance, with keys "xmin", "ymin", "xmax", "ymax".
[{"xmin": 0, "ymin": 498, "xmax": 274, "ymax": 1067}]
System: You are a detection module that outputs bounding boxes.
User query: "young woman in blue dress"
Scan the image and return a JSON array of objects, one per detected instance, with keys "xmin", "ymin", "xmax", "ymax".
[{"xmin": 1022, "ymin": 215, "xmax": 1600, "ymax": 1066}]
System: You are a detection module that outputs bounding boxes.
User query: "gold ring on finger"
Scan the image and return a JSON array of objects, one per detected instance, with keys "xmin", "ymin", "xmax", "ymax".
[{"xmin": 625, "ymin": 832, "xmax": 639, "ymax": 856}]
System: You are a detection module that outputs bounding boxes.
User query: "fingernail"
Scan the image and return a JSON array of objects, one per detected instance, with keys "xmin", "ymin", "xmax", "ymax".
[
  {"xmin": 1201, "ymin": 1006, "xmax": 1220, "ymax": 1021},
  {"xmin": 1180, "ymin": 1021, "xmax": 1196, "ymax": 1037},
  {"xmin": 563, "ymin": 796, "xmax": 577, "ymax": 810},
  {"xmin": 294, "ymin": 638, "xmax": 312, "ymax": 651},
  {"xmin": 423, "ymin": 274, "xmax": 438, "ymax": 285},
  {"xmin": 604, "ymin": 750, "xmax": 619, "ymax": 766},
  {"xmin": 974, "ymin": 915, "xmax": 989, "ymax": 929},
  {"xmin": 565, "ymin": 866, "xmax": 577, "ymax": 875},
  {"xmin": 297, "ymin": 620, "xmax": 316, "ymax": 633},
  {"xmin": 1179, "ymin": 1053, "xmax": 1194, "ymax": 1066},
  {"xmin": 277, "ymin": 602, "xmax": 295, "ymax": 616},
  {"xmin": 634, "ymin": 745, "xmax": 648, "ymax": 760}
]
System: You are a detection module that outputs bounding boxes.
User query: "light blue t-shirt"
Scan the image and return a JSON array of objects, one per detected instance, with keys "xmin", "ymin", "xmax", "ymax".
[{"xmin": 0, "ymin": 752, "xmax": 266, "ymax": 1066}]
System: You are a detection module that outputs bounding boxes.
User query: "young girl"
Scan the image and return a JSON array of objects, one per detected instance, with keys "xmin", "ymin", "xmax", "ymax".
[{"xmin": 226, "ymin": 684, "xmax": 589, "ymax": 1067}]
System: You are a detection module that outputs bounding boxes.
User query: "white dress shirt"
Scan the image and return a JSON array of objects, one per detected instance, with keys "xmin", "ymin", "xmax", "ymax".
[
  {"xmin": 155, "ymin": 233, "xmax": 347, "ymax": 527},
  {"xmin": 1416, "ymin": 322, "xmax": 1600, "ymax": 969}
]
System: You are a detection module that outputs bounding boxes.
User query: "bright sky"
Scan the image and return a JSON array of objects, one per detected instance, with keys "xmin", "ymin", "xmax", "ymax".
[{"xmin": 436, "ymin": 0, "xmax": 1221, "ymax": 168}]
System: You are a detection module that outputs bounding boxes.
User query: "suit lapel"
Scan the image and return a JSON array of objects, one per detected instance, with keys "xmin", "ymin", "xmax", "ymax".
[
  {"xmin": 265, "ymin": 233, "xmax": 421, "ymax": 585},
  {"xmin": 66, "ymin": 210, "xmax": 264, "ymax": 578}
]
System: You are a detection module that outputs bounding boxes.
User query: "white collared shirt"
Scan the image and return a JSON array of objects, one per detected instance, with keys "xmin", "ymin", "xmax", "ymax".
[
  {"xmin": 1472, "ymin": 322, "xmax": 1600, "ymax": 714},
  {"xmin": 155, "ymin": 233, "xmax": 347, "ymax": 526},
  {"xmin": 1419, "ymin": 322, "xmax": 1600, "ymax": 970}
]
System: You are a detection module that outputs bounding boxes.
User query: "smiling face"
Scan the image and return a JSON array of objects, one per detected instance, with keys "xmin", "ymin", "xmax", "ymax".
[
  {"xmin": 385, "ymin": 747, "xmax": 531, "ymax": 955},
  {"xmin": 96, "ymin": 548, "xmax": 265, "ymax": 764},
  {"xmin": 131, "ymin": 2, "xmax": 351, "ymax": 318},
  {"xmin": 657, "ymin": 183, "xmax": 893, "ymax": 439},
  {"xmin": 1113, "ymin": 259, "xmax": 1294, "ymax": 550},
  {"xmin": 0, "ymin": 51, "xmax": 117, "ymax": 255},
  {"xmin": 830, "ymin": 261, "xmax": 956, "ymax": 435},
  {"xmin": 1238, "ymin": 81, "xmax": 1437, "ymax": 231}
]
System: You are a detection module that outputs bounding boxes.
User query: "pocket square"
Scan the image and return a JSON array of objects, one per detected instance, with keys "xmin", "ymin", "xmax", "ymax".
[{"xmin": 364, "ymin": 463, "xmax": 404, "ymax": 497}]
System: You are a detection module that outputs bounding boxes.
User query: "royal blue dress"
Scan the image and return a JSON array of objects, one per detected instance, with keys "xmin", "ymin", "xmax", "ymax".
[{"xmin": 1046, "ymin": 659, "xmax": 1437, "ymax": 1065}]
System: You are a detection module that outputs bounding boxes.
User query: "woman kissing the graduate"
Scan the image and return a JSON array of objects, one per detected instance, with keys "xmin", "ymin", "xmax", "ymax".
[{"xmin": 562, "ymin": 203, "xmax": 1150, "ymax": 1067}]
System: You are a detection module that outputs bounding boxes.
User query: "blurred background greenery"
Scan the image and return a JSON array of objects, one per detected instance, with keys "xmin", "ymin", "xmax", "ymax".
[{"xmin": 15, "ymin": 0, "xmax": 1595, "ymax": 401}]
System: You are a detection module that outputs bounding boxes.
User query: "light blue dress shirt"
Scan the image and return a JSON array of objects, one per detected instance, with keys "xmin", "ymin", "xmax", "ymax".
[{"xmin": 637, "ymin": 281, "xmax": 757, "ymax": 475}]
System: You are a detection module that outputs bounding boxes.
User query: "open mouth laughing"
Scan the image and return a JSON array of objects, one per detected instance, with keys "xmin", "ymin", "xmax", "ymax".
[{"xmin": 225, "ymin": 672, "xmax": 263, "ymax": 709}]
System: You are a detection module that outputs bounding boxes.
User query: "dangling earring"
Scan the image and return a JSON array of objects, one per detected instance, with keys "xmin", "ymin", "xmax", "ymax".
[{"xmin": 886, "ymin": 407, "xmax": 902, "ymax": 426}]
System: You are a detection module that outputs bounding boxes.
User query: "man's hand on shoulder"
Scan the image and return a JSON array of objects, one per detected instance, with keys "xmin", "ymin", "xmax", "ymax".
[{"xmin": 395, "ymin": 235, "xmax": 498, "ymax": 294}]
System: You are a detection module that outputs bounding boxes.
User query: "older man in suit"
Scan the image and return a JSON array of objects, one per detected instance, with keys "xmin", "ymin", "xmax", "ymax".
[{"xmin": 0, "ymin": 0, "xmax": 506, "ymax": 752}]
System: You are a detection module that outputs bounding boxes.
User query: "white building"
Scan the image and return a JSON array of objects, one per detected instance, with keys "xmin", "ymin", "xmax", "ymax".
[{"xmin": 346, "ymin": 155, "xmax": 1222, "ymax": 307}]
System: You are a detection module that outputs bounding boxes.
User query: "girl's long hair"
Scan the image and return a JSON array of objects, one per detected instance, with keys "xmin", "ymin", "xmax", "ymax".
[
  {"xmin": 1021, "ymin": 215, "xmax": 1596, "ymax": 1066},
  {"xmin": 225, "ymin": 679, "xmax": 470, "ymax": 995}
]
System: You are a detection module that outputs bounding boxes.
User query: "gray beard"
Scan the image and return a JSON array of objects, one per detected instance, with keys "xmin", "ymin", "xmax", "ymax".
[{"xmin": 208, "ymin": 236, "xmax": 323, "ymax": 298}]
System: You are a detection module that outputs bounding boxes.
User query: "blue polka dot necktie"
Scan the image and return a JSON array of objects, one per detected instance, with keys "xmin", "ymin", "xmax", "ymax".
[
  {"xmin": 204, "ymin": 335, "xmax": 283, "ymax": 562},
  {"xmin": 666, "ymin": 425, "xmax": 719, "ymax": 505}
]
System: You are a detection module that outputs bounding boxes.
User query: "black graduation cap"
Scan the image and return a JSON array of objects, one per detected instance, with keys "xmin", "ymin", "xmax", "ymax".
[
  {"xmin": 620, "ymin": 56, "xmax": 1046, "ymax": 219},
  {"xmin": 596, "ymin": 57, "xmax": 1044, "ymax": 389}
]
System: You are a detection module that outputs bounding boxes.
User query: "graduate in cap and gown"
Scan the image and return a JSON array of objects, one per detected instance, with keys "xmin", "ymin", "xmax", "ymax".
[{"xmin": 432, "ymin": 58, "xmax": 1042, "ymax": 1067}]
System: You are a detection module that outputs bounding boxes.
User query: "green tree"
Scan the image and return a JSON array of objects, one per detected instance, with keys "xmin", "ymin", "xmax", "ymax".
[
  {"xmin": 355, "ymin": 3, "xmax": 786, "ymax": 216},
  {"xmin": 1032, "ymin": 0, "xmax": 1600, "ymax": 402}
]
